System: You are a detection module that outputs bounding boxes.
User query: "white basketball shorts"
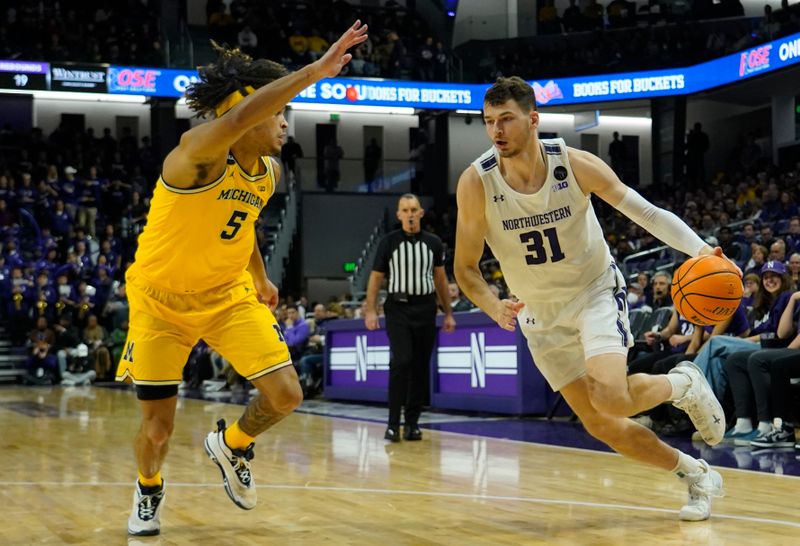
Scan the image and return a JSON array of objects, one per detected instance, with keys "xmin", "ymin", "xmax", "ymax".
[{"xmin": 518, "ymin": 263, "xmax": 633, "ymax": 391}]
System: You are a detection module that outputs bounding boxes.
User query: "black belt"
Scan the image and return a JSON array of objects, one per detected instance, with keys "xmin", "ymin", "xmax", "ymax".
[{"xmin": 387, "ymin": 293, "xmax": 435, "ymax": 304}]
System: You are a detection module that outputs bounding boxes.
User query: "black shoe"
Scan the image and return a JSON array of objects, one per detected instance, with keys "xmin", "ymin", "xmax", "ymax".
[
  {"xmin": 384, "ymin": 426, "xmax": 401, "ymax": 442},
  {"xmin": 404, "ymin": 425, "xmax": 422, "ymax": 441}
]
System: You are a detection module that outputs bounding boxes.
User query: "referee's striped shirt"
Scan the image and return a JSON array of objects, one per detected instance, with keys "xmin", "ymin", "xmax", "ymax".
[{"xmin": 372, "ymin": 230, "xmax": 444, "ymax": 296}]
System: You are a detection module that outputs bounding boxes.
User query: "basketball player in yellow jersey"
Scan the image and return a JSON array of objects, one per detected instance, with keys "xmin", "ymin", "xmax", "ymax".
[{"xmin": 117, "ymin": 22, "xmax": 368, "ymax": 537}]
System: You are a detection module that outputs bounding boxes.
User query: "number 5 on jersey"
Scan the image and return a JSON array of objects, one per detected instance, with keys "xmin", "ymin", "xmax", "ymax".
[{"xmin": 221, "ymin": 210, "xmax": 248, "ymax": 240}]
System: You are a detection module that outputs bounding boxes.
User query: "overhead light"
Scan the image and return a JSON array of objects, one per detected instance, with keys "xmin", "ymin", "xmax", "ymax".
[
  {"xmin": 598, "ymin": 115, "xmax": 652, "ymax": 127},
  {"xmin": 0, "ymin": 88, "xmax": 147, "ymax": 103},
  {"xmin": 538, "ymin": 113, "xmax": 576, "ymax": 122},
  {"xmin": 288, "ymin": 102, "xmax": 415, "ymax": 115}
]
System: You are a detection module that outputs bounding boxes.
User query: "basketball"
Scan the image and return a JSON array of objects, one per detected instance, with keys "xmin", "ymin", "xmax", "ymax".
[{"xmin": 671, "ymin": 255, "xmax": 743, "ymax": 326}]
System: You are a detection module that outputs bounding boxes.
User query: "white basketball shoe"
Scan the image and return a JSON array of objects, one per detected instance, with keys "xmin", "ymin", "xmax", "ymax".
[
  {"xmin": 669, "ymin": 361, "xmax": 726, "ymax": 445},
  {"xmin": 127, "ymin": 480, "xmax": 165, "ymax": 536},
  {"xmin": 679, "ymin": 460, "xmax": 724, "ymax": 521},
  {"xmin": 204, "ymin": 419, "xmax": 257, "ymax": 510}
]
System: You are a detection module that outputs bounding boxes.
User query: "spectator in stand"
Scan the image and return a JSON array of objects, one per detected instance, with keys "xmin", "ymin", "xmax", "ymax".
[
  {"xmin": 60, "ymin": 343, "xmax": 96, "ymax": 386},
  {"xmin": 416, "ymin": 36, "xmax": 435, "ymax": 81},
  {"xmin": 238, "ymin": 25, "xmax": 258, "ymax": 57},
  {"xmin": 323, "ymin": 139, "xmax": 344, "ymax": 192},
  {"xmin": 83, "ymin": 314, "xmax": 112, "ymax": 380},
  {"xmin": 686, "ymin": 123, "xmax": 710, "ymax": 185},
  {"xmin": 32, "ymin": 270, "xmax": 57, "ymax": 323},
  {"xmin": 692, "ymin": 261, "xmax": 793, "ymax": 400},
  {"xmin": 280, "ymin": 136, "xmax": 304, "ymax": 179},
  {"xmin": 722, "ymin": 286, "xmax": 800, "ymax": 446},
  {"xmin": 364, "ymin": 137, "xmax": 382, "ymax": 191},
  {"xmin": 60, "ymin": 166, "xmax": 80, "ymax": 220},
  {"xmin": 562, "ymin": 0, "xmax": 584, "ymax": 32},
  {"xmin": 297, "ymin": 303, "xmax": 330, "ymax": 397},
  {"xmin": 583, "ymin": 0, "xmax": 605, "ymax": 31},
  {"xmin": 386, "ymin": 31, "xmax": 407, "ymax": 78},
  {"xmin": 289, "ymin": 29, "xmax": 310, "ymax": 64},
  {"xmin": 26, "ymin": 316, "xmax": 57, "ymax": 382},
  {"xmin": 77, "ymin": 167, "xmax": 100, "ymax": 237},
  {"xmin": 282, "ymin": 304, "xmax": 310, "ymax": 362},
  {"xmin": 646, "ymin": 271, "xmax": 672, "ymax": 310},
  {"xmin": 717, "ymin": 226, "xmax": 741, "ymax": 263},
  {"xmin": 769, "ymin": 240, "xmax": 786, "ymax": 263},
  {"xmin": 307, "ymin": 28, "xmax": 330, "ymax": 61},
  {"xmin": 448, "ymin": 281, "xmax": 473, "ymax": 312},
  {"xmin": 741, "ymin": 272, "xmax": 761, "ymax": 308},
  {"xmin": 609, "ymin": 132, "xmax": 626, "ymax": 180},
  {"xmin": 433, "ymin": 41, "xmax": 449, "ymax": 81},
  {"xmin": 785, "ymin": 216, "xmax": 800, "ymax": 254},
  {"xmin": 788, "ymin": 253, "xmax": 800, "ymax": 289},
  {"xmin": 626, "ymin": 282, "xmax": 649, "ymax": 311},
  {"xmin": 6, "ymin": 266, "xmax": 32, "ymax": 345},
  {"xmin": 53, "ymin": 312, "xmax": 81, "ymax": 379},
  {"xmin": 104, "ymin": 281, "xmax": 129, "ymax": 330},
  {"xmin": 745, "ymin": 244, "xmax": 768, "ymax": 276},
  {"xmin": 759, "ymin": 224, "xmax": 776, "ymax": 250},
  {"xmin": 538, "ymin": 0, "xmax": 561, "ymax": 34}
]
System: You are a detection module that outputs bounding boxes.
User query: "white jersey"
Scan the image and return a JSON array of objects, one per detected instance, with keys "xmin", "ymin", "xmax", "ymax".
[{"xmin": 473, "ymin": 138, "xmax": 612, "ymax": 304}]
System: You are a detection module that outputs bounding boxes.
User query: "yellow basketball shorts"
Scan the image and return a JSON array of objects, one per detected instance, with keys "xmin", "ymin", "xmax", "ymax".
[{"xmin": 115, "ymin": 272, "xmax": 292, "ymax": 386}]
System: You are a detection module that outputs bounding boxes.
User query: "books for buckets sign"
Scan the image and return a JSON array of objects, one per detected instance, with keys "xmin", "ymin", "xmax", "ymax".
[{"xmin": 51, "ymin": 63, "xmax": 107, "ymax": 93}]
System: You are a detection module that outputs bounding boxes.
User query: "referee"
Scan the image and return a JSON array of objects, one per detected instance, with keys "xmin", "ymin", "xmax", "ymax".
[{"xmin": 365, "ymin": 194, "xmax": 456, "ymax": 442}]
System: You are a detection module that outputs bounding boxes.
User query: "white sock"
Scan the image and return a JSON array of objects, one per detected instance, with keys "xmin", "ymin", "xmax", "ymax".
[
  {"xmin": 734, "ymin": 418, "xmax": 753, "ymax": 434},
  {"xmin": 757, "ymin": 421, "xmax": 771, "ymax": 434},
  {"xmin": 672, "ymin": 450, "xmax": 703, "ymax": 479},
  {"xmin": 666, "ymin": 374, "xmax": 691, "ymax": 401}
]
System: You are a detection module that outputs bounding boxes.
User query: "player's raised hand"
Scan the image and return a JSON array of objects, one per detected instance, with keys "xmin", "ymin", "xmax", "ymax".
[
  {"xmin": 316, "ymin": 20, "xmax": 368, "ymax": 79},
  {"xmin": 493, "ymin": 299, "xmax": 525, "ymax": 332}
]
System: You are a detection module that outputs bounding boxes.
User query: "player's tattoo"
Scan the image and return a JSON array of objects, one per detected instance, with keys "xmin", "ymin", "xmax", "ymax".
[{"xmin": 238, "ymin": 393, "xmax": 288, "ymax": 437}]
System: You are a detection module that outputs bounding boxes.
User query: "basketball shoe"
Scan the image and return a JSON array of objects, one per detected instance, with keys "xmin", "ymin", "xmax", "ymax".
[
  {"xmin": 669, "ymin": 361, "xmax": 725, "ymax": 445},
  {"xmin": 678, "ymin": 460, "xmax": 723, "ymax": 521},
  {"xmin": 204, "ymin": 419, "xmax": 257, "ymax": 510},
  {"xmin": 127, "ymin": 480, "xmax": 165, "ymax": 536}
]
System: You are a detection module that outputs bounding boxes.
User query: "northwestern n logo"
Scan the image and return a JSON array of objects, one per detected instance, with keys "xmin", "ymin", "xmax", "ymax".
[
  {"xmin": 123, "ymin": 341, "xmax": 135, "ymax": 363},
  {"xmin": 355, "ymin": 335, "xmax": 368, "ymax": 382},
  {"xmin": 470, "ymin": 332, "xmax": 486, "ymax": 388}
]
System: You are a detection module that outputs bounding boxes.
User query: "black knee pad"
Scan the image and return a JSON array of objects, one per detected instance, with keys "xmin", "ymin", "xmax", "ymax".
[{"xmin": 136, "ymin": 384, "xmax": 179, "ymax": 400}]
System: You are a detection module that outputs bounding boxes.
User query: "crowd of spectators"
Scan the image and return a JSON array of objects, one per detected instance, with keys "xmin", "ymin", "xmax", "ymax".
[
  {"xmin": 206, "ymin": 0, "xmax": 450, "ymax": 81},
  {"xmin": 0, "ymin": 0, "xmax": 164, "ymax": 66},
  {"xmin": 470, "ymin": 1, "xmax": 800, "ymax": 82}
]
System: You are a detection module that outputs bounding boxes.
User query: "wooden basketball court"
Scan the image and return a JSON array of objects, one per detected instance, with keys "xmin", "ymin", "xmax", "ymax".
[{"xmin": 1, "ymin": 385, "xmax": 797, "ymax": 545}]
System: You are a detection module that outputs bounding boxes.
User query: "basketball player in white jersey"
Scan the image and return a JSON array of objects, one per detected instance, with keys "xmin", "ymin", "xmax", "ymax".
[{"xmin": 454, "ymin": 77, "xmax": 729, "ymax": 521}]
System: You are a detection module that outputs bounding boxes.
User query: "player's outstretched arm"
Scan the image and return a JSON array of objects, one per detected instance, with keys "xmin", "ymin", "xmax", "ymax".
[
  {"xmin": 570, "ymin": 148, "xmax": 712, "ymax": 258},
  {"xmin": 454, "ymin": 166, "xmax": 523, "ymax": 331},
  {"xmin": 164, "ymin": 20, "xmax": 368, "ymax": 186}
]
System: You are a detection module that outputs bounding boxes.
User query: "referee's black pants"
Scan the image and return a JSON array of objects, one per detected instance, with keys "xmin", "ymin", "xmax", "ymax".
[{"xmin": 384, "ymin": 297, "xmax": 437, "ymax": 428}]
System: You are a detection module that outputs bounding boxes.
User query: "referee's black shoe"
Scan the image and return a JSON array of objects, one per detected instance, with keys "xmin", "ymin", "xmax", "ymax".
[
  {"xmin": 404, "ymin": 425, "xmax": 422, "ymax": 441},
  {"xmin": 384, "ymin": 426, "xmax": 401, "ymax": 442}
]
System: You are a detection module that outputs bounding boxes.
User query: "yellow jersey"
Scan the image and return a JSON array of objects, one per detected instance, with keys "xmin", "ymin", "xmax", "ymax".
[{"xmin": 128, "ymin": 154, "xmax": 277, "ymax": 293}]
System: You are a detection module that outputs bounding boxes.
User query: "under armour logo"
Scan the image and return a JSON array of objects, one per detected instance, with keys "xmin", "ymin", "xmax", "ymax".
[
  {"xmin": 713, "ymin": 415, "xmax": 721, "ymax": 424},
  {"xmin": 123, "ymin": 341, "xmax": 135, "ymax": 363},
  {"xmin": 526, "ymin": 317, "xmax": 535, "ymax": 325},
  {"xmin": 259, "ymin": 186, "xmax": 266, "ymax": 191},
  {"xmin": 493, "ymin": 195, "xmax": 505, "ymax": 202}
]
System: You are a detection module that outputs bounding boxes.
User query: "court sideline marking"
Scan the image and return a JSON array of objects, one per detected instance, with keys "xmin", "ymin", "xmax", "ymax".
[{"xmin": 1, "ymin": 479, "xmax": 798, "ymax": 529}]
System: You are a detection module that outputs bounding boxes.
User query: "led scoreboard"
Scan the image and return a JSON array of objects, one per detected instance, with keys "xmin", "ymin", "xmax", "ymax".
[{"xmin": 0, "ymin": 60, "xmax": 48, "ymax": 91}]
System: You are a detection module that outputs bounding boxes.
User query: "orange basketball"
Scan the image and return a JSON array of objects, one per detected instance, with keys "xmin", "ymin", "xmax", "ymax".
[{"xmin": 671, "ymin": 255, "xmax": 743, "ymax": 326}]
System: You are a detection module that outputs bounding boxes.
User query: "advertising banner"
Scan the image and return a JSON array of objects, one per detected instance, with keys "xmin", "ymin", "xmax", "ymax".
[
  {"xmin": 50, "ymin": 63, "xmax": 107, "ymax": 93},
  {"xmin": 0, "ymin": 60, "xmax": 48, "ymax": 91}
]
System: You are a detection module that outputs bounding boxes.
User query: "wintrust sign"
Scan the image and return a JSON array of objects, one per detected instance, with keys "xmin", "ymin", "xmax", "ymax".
[{"xmin": 51, "ymin": 63, "xmax": 107, "ymax": 92}]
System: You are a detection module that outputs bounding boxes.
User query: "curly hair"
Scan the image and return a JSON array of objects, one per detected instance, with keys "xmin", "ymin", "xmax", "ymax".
[{"xmin": 185, "ymin": 41, "xmax": 289, "ymax": 118}]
